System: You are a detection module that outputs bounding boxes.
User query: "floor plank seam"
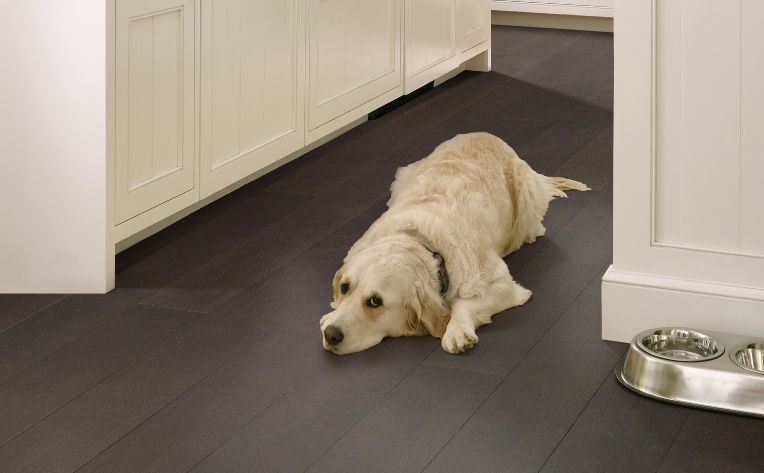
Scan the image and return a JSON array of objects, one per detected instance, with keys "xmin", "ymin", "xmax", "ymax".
[
  {"xmin": 0, "ymin": 307, "xmax": 127, "ymax": 390},
  {"xmin": 416, "ymin": 373, "xmax": 507, "ymax": 473},
  {"xmin": 261, "ymin": 187, "xmax": 321, "ymax": 199},
  {"xmin": 418, "ymin": 261, "xmax": 612, "ymax": 473},
  {"xmin": 652, "ymin": 410, "xmax": 692, "ymax": 473},
  {"xmin": 178, "ymin": 381, "xmax": 296, "ymax": 473},
  {"xmin": 97, "ymin": 205, "xmax": 425, "ymax": 471},
  {"xmin": 535, "ymin": 358, "xmax": 621, "ymax": 473},
  {"xmin": 182, "ymin": 431, "xmax": 243, "ymax": 473},
  {"xmin": 0, "ymin": 295, "xmax": 70, "ymax": 337},
  {"xmin": 69, "ymin": 278, "xmax": 327, "ymax": 471},
  {"xmin": 137, "ymin": 300, "xmax": 211, "ymax": 315},
  {"xmin": 71, "ymin": 332, "xmax": 259, "ymax": 473},
  {"xmin": 328, "ymin": 197, "xmax": 389, "ymax": 239},
  {"xmin": 82, "ymin": 295, "xmax": 338, "ymax": 472},
  {"xmin": 302, "ymin": 344, "xmax": 441, "ymax": 473},
  {"xmin": 128, "ymin": 188, "xmax": 332, "ymax": 297},
  {"xmin": 393, "ymin": 72, "xmax": 511, "ymax": 125},
  {"xmin": 0, "ymin": 317, "xmax": 194, "ymax": 452},
  {"xmin": 516, "ymin": 37, "xmax": 613, "ymax": 115}
]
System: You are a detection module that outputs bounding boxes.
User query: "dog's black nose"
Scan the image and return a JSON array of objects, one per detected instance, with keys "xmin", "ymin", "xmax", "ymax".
[{"xmin": 324, "ymin": 325, "xmax": 344, "ymax": 346}]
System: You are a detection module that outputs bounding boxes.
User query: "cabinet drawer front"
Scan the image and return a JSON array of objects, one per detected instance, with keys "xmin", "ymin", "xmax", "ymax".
[
  {"xmin": 200, "ymin": 0, "xmax": 305, "ymax": 198},
  {"xmin": 308, "ymin": 0, "xmax": 402, "ymax": 131},
  {"xmin": 115, "ymin": 0, "xmax": 196, "ymax": 224}
]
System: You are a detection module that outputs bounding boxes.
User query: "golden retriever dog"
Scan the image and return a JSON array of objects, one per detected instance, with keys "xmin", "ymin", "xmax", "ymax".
[{"xmin": 320, "ymin": 133, "xmax": 588, "ymax": 354}]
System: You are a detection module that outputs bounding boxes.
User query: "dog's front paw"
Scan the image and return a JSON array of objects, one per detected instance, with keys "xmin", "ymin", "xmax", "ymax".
[{"xmin": 441, "ymin": 325, "xmax": 478, "ymax": 354}]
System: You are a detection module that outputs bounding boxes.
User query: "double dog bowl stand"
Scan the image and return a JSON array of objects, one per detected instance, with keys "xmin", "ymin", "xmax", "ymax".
[{"xmin": 616, "ymin": 328, "xmax": 764, "ymax": 418}]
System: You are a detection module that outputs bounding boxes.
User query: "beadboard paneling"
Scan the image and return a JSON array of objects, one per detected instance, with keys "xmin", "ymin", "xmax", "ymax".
[
  {"xmin": 200, "ymin": 0, "xmax": 304, "ymax": 198},
  {"xmin": 654, "ymin": 0, "xmax": 764, "ymax": 257},
  {"xmin": 308, "ymin": 0, "xmax": 401, "ymax": 130},
  {"xmin": 115, "ymin": 0, "xmax": 195, "ymax": 224}
]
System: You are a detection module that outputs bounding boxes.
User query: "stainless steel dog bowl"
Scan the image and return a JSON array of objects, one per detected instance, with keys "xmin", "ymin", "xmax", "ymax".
[
  {"xmin": 639, "ymin": 328, "xmax": 723, "ymax": 362},
  {"xmin": 730, "ymin": 342, "xmax": 764, "ymax": 375},
  {"xmin": 617, "ymin": 328, "xmax": 764, "ymax": 418}
]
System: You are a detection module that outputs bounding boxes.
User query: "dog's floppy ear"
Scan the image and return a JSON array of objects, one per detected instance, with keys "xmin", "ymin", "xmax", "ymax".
[
  {"xmin": 330, "ymin": 265, "xmax": 345, "ymax": 309},
  {"xmin": 406, "ymin": 281, "xmax": 450, "ymax": 338}
]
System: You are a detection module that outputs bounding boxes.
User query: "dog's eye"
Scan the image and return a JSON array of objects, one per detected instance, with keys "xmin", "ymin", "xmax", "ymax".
[
  {"xmin": 366, "ymin": 295, "xmax": 383, "ymax": 308},
  {"xmin": 340, "ymin": 283, "xmax": 349, "ymax": 295}
]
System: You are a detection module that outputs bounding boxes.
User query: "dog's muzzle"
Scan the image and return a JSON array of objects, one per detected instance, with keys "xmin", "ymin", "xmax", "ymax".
[{"xmin": 323, "ymin": 325, "xmax": 344, "ymax": 346}]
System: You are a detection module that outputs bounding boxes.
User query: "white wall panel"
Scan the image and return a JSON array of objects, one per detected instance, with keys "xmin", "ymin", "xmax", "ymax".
[
  {"xmin": 1, "ymin": 0, "xmax": 110, "ymax": 292},
  {"xmin": 740, "ymin": 0, "xmax": 764, "ymax": 255},
  {"xmin": 678, "ymin": 1, "xmax": 740, "ymax": 251},
  {"xmin": 654, "ymin": 0, "xmax": 764, "ymax": 257},
  {"xmin": 604, "ymin": 0, "xmax": 764, "ymax": 343}
]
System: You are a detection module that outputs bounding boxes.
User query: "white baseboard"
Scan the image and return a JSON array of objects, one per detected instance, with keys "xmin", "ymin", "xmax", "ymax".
[
  {"xmin": 492, "ymin": 10, "xmax": 613, "ymax": 32},
  {"xmin": 601, "ymin": 265, "xmax": 764, "ymax": 343},
  {"xmin": 491, "ymin": 0, "xmax": 612, "ymax": 17}
]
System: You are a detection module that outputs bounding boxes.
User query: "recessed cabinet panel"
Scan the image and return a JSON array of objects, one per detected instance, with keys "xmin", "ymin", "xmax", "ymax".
[
  {"xmin": 406, "ymin": 0, "xmax": 456, "ymax": 74},
  {"xmin": 654, "ymin": 0, "xmax": 764, "ymax": 257},
  {"xmin": 308, "ymin": 0, "xmax": 402, "ymax": 130},
  {"xmin": 200, "ymin": 0, "xmax": 305, "ymax": 198},
  {"xmin": 115, "ymin": 0, "xmax": 196, "ymax": 224},
  {"xmin": 457, "ymin": 0, "xmax": 490, "ymax": 52},
  {"xmin": 404, "ymin": 0, "xmax": 460, "ymax": 93}
]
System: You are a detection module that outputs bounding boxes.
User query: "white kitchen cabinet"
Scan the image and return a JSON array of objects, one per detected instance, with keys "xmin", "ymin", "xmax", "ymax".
[
  {"xmin": 3, "ymin": 0, "xmax": 492, "ymax": 293},
  {"xmin": 405, "ymin": 0, "xmax": 490, "ymax": 94},
  {"xmin": 114, "ymin": 0, "xmax": 197, "ymax": 224},
  {"xmin": 200, "ymin": 0, "xmax": 305, "ymax": 198},
  {"xmin": 307, "ymin": 0, "xmax": 403, "ymax": 139},
  {"xmin": 404, "ymin": 0, "xmax": 457, "ymax": 94},
  {"xmin": 457, "ymin": 0, "xmax": 490, "ymax": 53}
]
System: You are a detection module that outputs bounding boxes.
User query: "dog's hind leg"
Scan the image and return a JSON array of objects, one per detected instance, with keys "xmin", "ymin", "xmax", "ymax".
[{"xmin": 441, "ymin": 258, "xmax": 531, "ymax": 354}]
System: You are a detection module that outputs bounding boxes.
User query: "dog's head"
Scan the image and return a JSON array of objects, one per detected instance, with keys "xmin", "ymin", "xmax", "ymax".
[{"xmin": 319, "ymin": 236, "xmax": 450, "ymax": 354}]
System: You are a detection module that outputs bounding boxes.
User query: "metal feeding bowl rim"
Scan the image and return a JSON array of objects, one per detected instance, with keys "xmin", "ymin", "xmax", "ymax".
[
  {"xmin": 729, "ymin": 341, "xmax": 764, "ymax": 375},
  {"xmin": 637, "ymin": 328, "xmax": 724, "ymax": 362}
]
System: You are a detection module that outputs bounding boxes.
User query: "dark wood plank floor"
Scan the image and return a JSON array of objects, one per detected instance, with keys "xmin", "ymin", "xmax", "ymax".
[{"xmin": 2, "ymin": 26, "xmax": 763, "ymax": 473}]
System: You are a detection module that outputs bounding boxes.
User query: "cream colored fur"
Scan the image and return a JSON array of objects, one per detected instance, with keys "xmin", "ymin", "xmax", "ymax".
[{"xmin": 320, "ymin": 132, "xmax": 589, "ymax": 354}]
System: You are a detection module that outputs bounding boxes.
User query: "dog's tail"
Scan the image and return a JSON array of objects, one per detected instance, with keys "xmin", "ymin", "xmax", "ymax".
[{"xmin": 545, "ymin": 176, "xmax": 590, "ymax": 198}]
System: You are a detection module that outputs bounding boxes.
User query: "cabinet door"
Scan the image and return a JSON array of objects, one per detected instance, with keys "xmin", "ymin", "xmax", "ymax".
[
  {"xmin": 200, "ymin": 0, "xmax": 305, "ymax": 198},
  {"xmin": 457, "ymin": 0, "xmax": 490, "ymax": 53},
  {"xmin": 115, "ymin": 0, "xmax": 196, "ymax": 224},
  {"xmin": 308, "ymin": 0, "xmax": 402, "ymax": 131},
  {"xmin": 404, "ymin": 0, "xmax": 458, "ymax": 94}
]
